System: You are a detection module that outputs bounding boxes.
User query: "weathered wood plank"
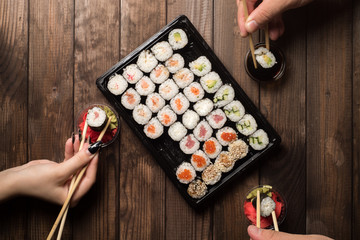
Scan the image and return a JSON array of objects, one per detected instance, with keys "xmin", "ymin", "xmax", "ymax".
[
  {"xmin": 119, "ymin": 0, "xmax": 166, "ymax": 239},
  {"xmin": 306, "ymin": 0, "xmax": 352, "ymax": 238},
  {"xmin": 0, "ymin": 0, "xmax": 28, "ymax": 239}
]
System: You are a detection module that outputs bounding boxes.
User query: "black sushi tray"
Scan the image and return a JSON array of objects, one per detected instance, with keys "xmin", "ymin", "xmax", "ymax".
[{"xmin": 96, "ymin": 15, "xmax": 281, "ymax": 209}]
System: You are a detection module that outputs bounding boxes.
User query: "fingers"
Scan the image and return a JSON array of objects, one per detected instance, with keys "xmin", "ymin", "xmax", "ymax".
[
  {"xmin": 73, "ymin": 134, "xmax": 80, "ymax": 153},
  {"xmin": 64, "ymin": 138, "xmax": 74, "ymax": 161},
  {"xmin": 237, "ymin": 0, "xmax": 258, "ymax": 37}
]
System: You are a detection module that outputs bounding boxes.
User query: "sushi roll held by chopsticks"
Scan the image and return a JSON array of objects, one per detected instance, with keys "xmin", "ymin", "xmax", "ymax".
[{"xmin": 86, "ymin": 107, "xmax": 108, "ymax": 131}]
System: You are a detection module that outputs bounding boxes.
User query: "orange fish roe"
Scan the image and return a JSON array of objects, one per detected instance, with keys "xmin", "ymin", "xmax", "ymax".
[
  {"xmin": 162, "ymin": 114, "xmax": 171, "ymax": 125},
  {"xmin": 147, "ymin": 125, "xmax": 156, "ymax": 134},
  {"xmin": 191, "ymin": 86, "xmax": 200, "ymax": 96},
  {"xmin": 175, "ymin": 98, "xmax": 183, "ymax": 110},
  {"xmin": 126, "ymin": 92, "xmax": 135, "ymax": 104},
  {"xmin": 141, "ymin": 80, "xmax": 149, "ymax": 89},
  {"xmin": 178, "ymin": 169, "xmax": 193, "ymax": 181},
  {"xmin": 205, "ymin": 141, "xmax": 216, "ymax": 154},
  {"xmin": 221, "ymin": 132, "xmax": 237, "ymax": 142},
  {"xmin": 192, "ymin": 155, "xmax": 206, "ymax": 167}
]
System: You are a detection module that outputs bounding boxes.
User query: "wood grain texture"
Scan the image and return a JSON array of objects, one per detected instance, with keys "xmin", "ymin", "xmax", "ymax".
[
  {"xmin": 73, "ymin": 0, "xmax": 120, "ymax": 239},
  {"xmin": 119, "ymin": 0, "xmax": 166, "ymax": 239},
  {"xmin": 0, "ymin": 0, "xmax": 28, "ymax": 239},
  {"xmin": 213, "ymin": 0, "xmax": 260, "ymax": 239},
  {"xmin": 306, "ymin": 0, "xmax": 352, "ymax": 238},
  {"xmin": 165, "ymin": 1, "xmax": 213, "ymax": 239}
]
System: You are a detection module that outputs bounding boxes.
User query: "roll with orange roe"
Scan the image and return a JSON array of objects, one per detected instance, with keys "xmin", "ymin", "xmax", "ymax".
[{"xmin": 176, "ymin": 162, "xmax": 196, "ymax": 184}]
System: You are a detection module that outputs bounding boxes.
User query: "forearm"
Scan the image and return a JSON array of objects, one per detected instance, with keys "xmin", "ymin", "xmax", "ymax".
[{"xmin": 0, "ymin": 168, "xmax": 21, "ymax": 202}]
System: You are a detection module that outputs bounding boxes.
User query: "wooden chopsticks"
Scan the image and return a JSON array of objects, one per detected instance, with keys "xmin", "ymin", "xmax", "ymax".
[{"xmin": 242, "ymin": 0, "xmax": 257, "ymax": 69}]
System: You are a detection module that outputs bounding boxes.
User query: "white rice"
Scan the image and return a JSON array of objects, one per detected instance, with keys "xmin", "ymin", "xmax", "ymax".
[
  {"xmin": 137, "ymin": 50, "xmax": 158, "ymax": 73},
  {"xmin": 236, "ymin": 114, "xmax": 257, "ymax": 136},
  {"xmin": 151, "ymin": 41, "xmax": 173, "ymax": 62},
  {"xmin": 189, "ymin": 56, "xmax": 212, "ymax": 77},
  {"xmin": 193, "ymin": 98, "xmax": 214, "ymax": 116},
  {"xmin": 168, "ymin": 122, "xmax": 187, "ymax": 141},
  {"xmin": 200, "ymin": 71, "xmax": 223, "ymax": 93},
  {"xmin": 187, "ymin": 180, "xmax": 207, "ymax": 199},
  {"xmin": 249, "ymin": 129, "xmax": 269, "ymax": 150},
  {"xmin": 182, "ymin": 110, "xmax": 200, "ymax": 130},
  {"xmin": 176, "ymin": 162, "xmax": 196, "ymax": 184},
  {"xmin": 190, "ymin": 150, "xmax": 210, "ymax": 172},
  {"xmin": 107, "ymin": 74, "xmax": 128, "ymax": 95},
  {"xmin": 202, "ymin": 164, "xmax": 222, "ymax": 185},
  {"xmin": 150, "ymin": 64, "xmax": 170, "ymax": 84},
  {"xmin": 228, "ymin": 139, "xmax": 249, "ymax": 161},
  {"xmin": 179, "ymin": 134, "xmax": 200, "ymax": 154},
  {"xmin": 144, "ymin": 117, "xmax": 164, "ymax": 139},
  {"xmin": 157, "ymin": 105, "xmax": 177, "ymax": 127},
  {"xmin": 135, "ymin": 76, "xmax": 155, "ymax": 96},
  {"xmin": 122, "ymin": 64, "xmax": 143, "ymax": 84},
  {"xmin": 168, "ymin": 29, "xmax": 188, "ymax": 50},
  {"xmin": 183, "ymin": 82, "xmax": 205, "ymax": 102},
  {"xmin": 254, "ymin": 47, "xmax": 277, "ymax": 68},
  {"xmin": 206, "ymin": 109, "xmax": 227, "ymax": 129},
  {"xmin": 132, "ymin": 104, "xmax": 152, "ymax": 125},
  {"xmin": 146, "ymin": 93, "xmax": 165, "ymax": 113},
  {"xmin": 170, "ymin": 93, "xmax": 190, "ymax": 115},
  {"xmin": 213, "ymin": 84, "xmax": 235, "ymax": 107},
  {"xmin": 165, "ymin": 53, "xmax": 185, "ymax": 73},
  {"xmin": 214, "ymin": 151, "xmax": 235, "ymax": 173},
  {"xmin": 159, "ymin": 79, "xmax": 179, "ymax": 100},
  {"xmin": 216, "ymin": 127, "xmax": 238, "ymax": 146},
  {"xmin": 260, "ymin": 197, "xmax": 276, "ymax": 217},
  {"xmin": 86, "ymin": 107, "xmax": 107, "ymax": 129},
  {"xmin": 223, "ymin": 100, "xmax": 245, "ymax": 122},
  {"xmin": 121, "ymin": 88, "xmax": 141, "ymax": 110},
  {"xmin": 193, "ymin": 120, "xmax": 213, "ymax": 142},
  {"xmin": 203, "ymin": 137, "xmax": 222, "ymax": 159},
  {"xmin": 173, "ymin": 68, "xmax": 194, "ymax": 88}
]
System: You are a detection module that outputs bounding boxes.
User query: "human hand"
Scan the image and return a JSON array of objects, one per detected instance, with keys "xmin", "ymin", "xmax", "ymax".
[
  {"xmin": 247, "ymin": 225, "xmax": 334, "ymax": 240},
  {"xmin": 237, "ymin": 0, "xmax": 313, "ymax": 40}
]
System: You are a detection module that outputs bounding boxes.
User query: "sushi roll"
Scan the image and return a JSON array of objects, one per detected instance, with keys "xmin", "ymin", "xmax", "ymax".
[
  {"xmin": 193, "ymin": 98, "xmax": 214, "ymax": 117},
  {"xmin": 86, "ymin": 107, "xmax": 108, "ymax": 131},
  {"xmin": 236, "ymin": 114, "xmax": 258, "ymax": 136},
  {"xmin": 206, "ymin": 109, "xmax": 227, "ymax": 129},
  {"xmin": 179, "ymin": 134, "xmax": 200, "ymax": 154},
  {"xmin": 151, "ymin": 41, "xmax": 173, "ymax": 62},
  {"xmin": 135, "ymin": 76, "xmax": 155, "ymax": 96},
  {"xmin": 224, "ymin": 100, "xmax": 245, "ymax": 122},
  {"xmin": 190, "ymin": 150, "xmax": 210, "ymax": 172},
  {"xmin": 228, "ymin": 139, "xmax": 249, "ymax": 161},
  {"xmin": 183, "ymin": 82, "xmax": 205, "ymax": 102},
  {"xmin": 182, "ymin": 110, "xmax": 200, "ymax": 130},
  {"xmin": 187, "ymin": 180, "xmax": 207, "ymax": 199},
  {"xmin": 107, "ymin": 74, "xmax": 128, "ymax": 95},
  {"xmin": 214, "ymin": 151, "xmax": 235, "ymax": 173},
  {"xmin": 259, "ymin": 196, "xmax": 276, "ymax": 217},
  {"xmin": 254, "ymin": 47, "xmax": 277, "ymax": 68},
  {"xmin": 132, "ymin": 104, "xmax": 152, "ymax": 125},
  {"xmin": 193, "ymin": 120, "xmax": 213, "ymax": 142},
  {"xmin": 137, "ymin": 50, "xmax": 158, "ymax": 73},
  {"xmin": 122, "ymin": 64, "xmax": 143, "ymax": 84},
  {"xmin": 165, "ymin": 53, "xmax": 185, "ymax": 73},
  {"xmin": 157, "ymin": 105, "xmax": 177, "ymax": 127},
  {"xmin": 173, "ymin": 68, "xmax": 194, "ymax": 88},
  {"xmin": 121, "ymin": 88, "xmax": 141, "ymax": 110},
  {"xmin": 203, "ymin": 137, "xmax": 222, "ymax": 159},
  {"xmin": 146, "ymin": 93, "xmax": 165, "ymax": 113},
  {"xmin": 144, "ymin": 118, "xmax": 164, "ymax": 139},
  {"xmin": 249, "ymin": 129, "xmax": 269, "ymax": 150},
  {"xmin": 216, "ymin": 127, "xmax": 238, "ymax": 146},
  {"xmin": 168, "ymin": 122, "xmax": 187, "ymax": 141},
  {"xmin": 176, "ymin": 162, "xmax": 196, "ymax": 184},
  {"xmin": 200, "ymin": 71, "xmax": 223, "ymax": 93},
  {"xmin": 213, "ymin": 84, "xmax": 235, "ymax": 107},
  {"xmin": 159, "ymin": 79, "xmax": 179, "ymax": 100},
  {"xmin": 168, "ymin": 29, "xmax": 188, "ymax": 50},
  {"xmin": 202, "ymin": 164, "xmax": 222, "ymax": 185},
  {"xmin": 170, "ymin": 93, "xmax": 190, "ymax": 115},
  {"xmin": 150, "ymin": 64, "xmax": 170, "ymax": 84},
  {"xmin": 189, "ymin": 56, "xmax": 212, "ymax": 77}
]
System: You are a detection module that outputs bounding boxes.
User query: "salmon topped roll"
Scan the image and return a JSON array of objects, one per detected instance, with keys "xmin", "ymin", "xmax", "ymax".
[
  {"xmin": 176, "ymin": 162, "xmax": 196, "ymax": 184},
  {"xmin": 203, "ymin": 137, "xmax": 222, "ymax": 159},
  {"xmin": 165, "ymin": 53, "xmax": 185, "ymax": 73},
  {"xmin": 190, "ymin": 150, "xmax": 210, "ymax": 172},
  {"xmin": 121, "ymin": 88, "xmax": 141, "ymax": 110},
  {"xmin": 144, "ymin": 118, "xmax": 163, "ymax": 139}
]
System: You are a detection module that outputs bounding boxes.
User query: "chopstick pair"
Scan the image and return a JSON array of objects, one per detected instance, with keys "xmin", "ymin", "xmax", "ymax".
[
  {"xmin": 47, "ymin": 116, "xmax": 112, "ymax": 240},
  {"xmin": 256, "ymin": 190, "xmax": 279, "ymax": 232},
  {"xmin": 241, "ymin": 0, "xmax": 270, "ymax": 69}
]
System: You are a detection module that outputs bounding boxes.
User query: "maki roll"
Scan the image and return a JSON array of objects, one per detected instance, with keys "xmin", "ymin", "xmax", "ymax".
[
  {"xmin": 135, "ymin": 76, "xmax": 155, "ymax": 96},
  {"xmin": 168, "ymin": 122, "xmax": 187, "ymax": 141},
  {"xmin": 170, "ymin": 93, "xmax": 190, "ymax": 115},
  {"xmin": 121, "ymin": 88, "xmax": 141, "ymax": 110},
  {"xmin": 214, "ymin": 151, "xmax": 235, "ymax": 173},
  {"xmin": 122, "ymin": 64, "xmax": 143, "ymax": 84},
  {"xmin": 224, "ymin": 100, "xmax": 245, "ymax": 122},
  {"xmin": 137, "ymin": 50, "xmax": 158, "ymax": 73},
  {"xmin": 190, "ymin": 150, "xmax": 210, "ymax": 172},
  {"xmin": 151, "ymin": 41, "xmax": 173, "ymax": 61},
  {"xmin": 146, "ymin": 93, "xmax": 165, "ymax": 113},
  {"xmin": 254, "ymin": 47, "xmax": 277, "ymax": 69},
  {"xmin": 165, "ymin": 53, "xmax": 185, "ymax": 73},
  {"xmin": 187, "ymin": 180, "xmax": 207, "ymax": 199},
  {"xmin": 107, "ymin": 74, "xmax": 128, "ymax": 95},
  {"xmin": 132, "ymin": 104, "xmax": 152, "ymax": 125},
  {"xmin": 193, "ymin": 98, "xmax": 214, "ymax": 117},
  {"xmin": 189, "ymin": 56, "xmax": 212, "ymax": 77},
  {"xmin": 150, "ymin": 64, "xmax": 170, "ymax": 84},
  {"xmin": 144, "ymin": 118, "xmax": 164, "ymax": 139},
  {"xmin": 176, "ymin": 162, "xmax": 196, "ymax": 184},
  {"xmin": 228, "ymin": 139, "xmax": 249, "ymax": 161},
  {"xmin": 249, "ymin": 129, "xmax": 269, "ymax": 150},
  {"xmin": 202, "ymin": 164, "xmax": 222, "ymax": 185},
  {"xmin": 200, "ymin": 71, "xmax": 223, "ymax": 93},
  {"xmin": 183, "ymin": 82, "xmax": 205, "ymax": 102},
  {"xmin": 168, "ymin": 29, "xmax": 188, "ymax": 50},
  {"xmin": 157, "ymin": 105, "xmax": 177, "ymax": 127},
  {"xmin": 216, "ymin": 127, "xmax": 238, "ymax": 146},
  {"xmin": 203, "ymin": 137, "xmax": 222, "ymax": 159},
  {"xmin": 173, "ymin": 68, "xmax": 194, "ymax": 88},
  {"xmin": 86, "ymin": 107, "xmax": 108, "ymax": 131},
  {"xmin": 206, "ymin": 109, "xmax": 227, "ymax": 129},
  {"xmin": 179, "ymin": 134, "xmax": 200, "ymax": 154},
  {"xmin": 193, "ymin": 120, "xmax": 213, "ymax": 142},
  {"xmin": 236, "ymin": 114, "xmax": 258, "ymax": 136},
  {"xmin": 182, "ymin": 110, "xmax": 200, "ymax": 130},
  {"xmin": 213, "ymin": 84, "xmax": 235, "ymax": 107},
  {"xmin": 159, "ymin": 79, "xmax": 179, "ymax": 100}
]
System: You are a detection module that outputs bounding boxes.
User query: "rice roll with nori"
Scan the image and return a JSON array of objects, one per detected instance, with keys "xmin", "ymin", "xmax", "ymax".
[
  {"xmin": 176, "ymin": 162, "xmax": 196, "ymax": 184},
  {"xmin": 157, "ymin": 105, "xmax": 177, "ymax": 127},
  {"xmin": 137, "ymin": 50, "xmax": 158, "ymax": 73},
  {"xmin": 165, "ymin": 53, "xmax": 185, "ymax": 73},
  {"xmin": 173, "ymin": 68, "xmax": 194, "ymax": 88},
  {"xmin": 189, "ymin": 56, "xmax": 212, "ymax": 77},
  {"xmin": 224, "ymin": 100, "xmax": 245, "ymax": 122},
  {"xmin": 187, "ymin": 180, "xmax": 207, "ymax": 199},
  {"xmin": 144, "ymin": 118, "xmax": 163, "ymax": 139},
  {"xmin": 168, "ymin": 29, "xmax": 188, "ymax": 50},
  {"xmin": 202, "ymin": 164, "xmax": 222, "ymax": 185},
  {"xmin": 170, "ymin": 93, "xmax": 189, "ymax": 115},
  {"xmin": 249, "ymin": 129, "xmax": 269, "ymax": 150},
  {"xmin": 200, "ymin": 71, "xmax": 222, "ymax": 93},
  {"xmin": 121, "ymin": 88, "xmax": 141, "ymax": 110},
  {"xmin": 203, "ymin": 137, "xmax": 222, "ymax": 159},
  {"xmin": 150, "ymin": 64, "xmax": 170, "ymax": 84},
  {"xmin": 122, "ymin": 64, "xmax": 143, "ymax": 84},
  {"xmin": 206, "ymin": 109, "xmax": 227, "ymax": 129},
  {"xmin": 183, "ymin": 82, "xmax": 205, "ymax": 102},
  {"xmin": 193, "ymin": 98, "xmax": 214, "ymax": 116},
  {"xmin": 168, "ymin": 122, "xmax": 187, "ymax": 141},
  {"xmin": 182, "ymin": 110, "xmax": 200, "ymax": 130},
  {"xmin": 135, "ymin": 76, "xmax": 155, "ymax": 96},
  {"xmin": 159, "ymin": 79, "xmax": 179, "ymax": 100},
  {"xmin": 107, "ymin": 74, "xmax": 128, "ymax": 95},
  {"xmin": 132, "ymin": 104, "xmax": 152, "ymax": 125},
  {"xmin": 213, "ymin": 84, "xmax": 235, "ymax": 107},
  {"xmin": 146, "ymin": 93, "xmax": 165, "ymax": 113},
  {"xmin": 216, "ymin": 127, "xmax": 238, "ymax": 146},
  {"xmin": 193, "ymin": 120, "xmax": 213, "ymax": 142},
  {"xmin": 179, "ymin": 134, "xmax": 200, "ymax": 154},
  {"xmin": 151, "ymin": 41, "xmax": 173, "ymax": 61},
  {"xmin": 236, "ymin": 114, "xmax": 258, "ymax": 136},
  {"xmin": 190, "ymin": 150, "xmax": 210, "ymax": 172},
  {"xmin": 254, "ymin": 47, "xmax": 277, "ymax": 69},
  {"xmin": 86, "ymin": 107, "xmax": 108, "ymax": 131}
]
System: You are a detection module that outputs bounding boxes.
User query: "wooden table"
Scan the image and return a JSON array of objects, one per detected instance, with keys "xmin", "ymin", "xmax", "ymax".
[{"xmin": 1, "ymin": 0, "xmax": 359, "ymax": 239}]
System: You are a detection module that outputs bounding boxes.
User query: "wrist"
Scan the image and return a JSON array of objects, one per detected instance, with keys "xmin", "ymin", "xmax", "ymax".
[{"xmin": 0, "ymin": 168, "xmax": 22, "ymax": 201}]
